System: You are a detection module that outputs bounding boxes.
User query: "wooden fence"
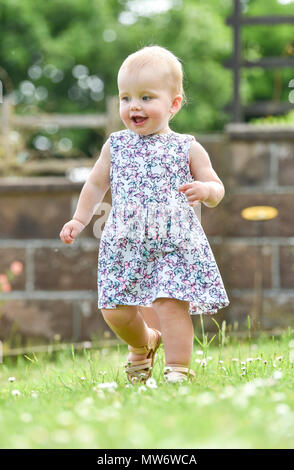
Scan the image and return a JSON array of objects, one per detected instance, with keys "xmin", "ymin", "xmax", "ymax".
[{"xmin": 0, "ymin": 95, "xmax": 121, "ymax": 175}]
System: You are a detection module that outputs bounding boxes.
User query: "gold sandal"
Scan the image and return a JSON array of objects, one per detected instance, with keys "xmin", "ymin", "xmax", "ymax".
[
  {"xmin": 164, "ymin": 364, "xmax": 196, "ymax": 384},
  {"xmin": 125, "ymin": 328, "xmax": 162, "ymax": 384}
]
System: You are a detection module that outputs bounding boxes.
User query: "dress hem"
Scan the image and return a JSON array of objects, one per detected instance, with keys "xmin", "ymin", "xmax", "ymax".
[{"xmin": 98, "ymin": 294, "xmax": 230, "ymax": 316}]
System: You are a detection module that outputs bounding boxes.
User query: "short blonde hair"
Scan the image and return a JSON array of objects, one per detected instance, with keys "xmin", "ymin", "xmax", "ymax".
[{"xmin": 118, "ymin": 45, "xmax": 186, "ymax": 107}]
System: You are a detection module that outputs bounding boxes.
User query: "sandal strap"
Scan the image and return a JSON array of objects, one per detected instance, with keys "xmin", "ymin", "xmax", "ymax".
[
  {"xmin": 129, "ymin": 345, "xmax": 149, "ymax": 354},
  {"xmin": 125, "ymin": 328, "xmax": 161, "ymax": 384},
  {"xmin": 125, "ymin": 358, "xmax": 152, "ymax": 373},
  {"xmin": 164, "ymin": 365, "xmax": 196, "ymax": 377},
  {"xmin": 165, "ymin": 372, "xmax": 187, "ymax": 382}
]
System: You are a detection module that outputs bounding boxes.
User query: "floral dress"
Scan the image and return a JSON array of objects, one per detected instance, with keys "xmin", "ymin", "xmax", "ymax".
[{"xmin": 97, "ymin": 129, "xmax": 229, "ymax": 315}]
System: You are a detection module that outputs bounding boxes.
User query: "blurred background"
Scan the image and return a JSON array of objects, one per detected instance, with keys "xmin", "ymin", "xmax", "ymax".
[{"xmin": 0, "ymin": 0, "xmax": 294, "ymax": 350}]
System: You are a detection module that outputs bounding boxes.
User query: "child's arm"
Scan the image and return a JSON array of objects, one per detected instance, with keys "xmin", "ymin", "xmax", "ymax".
[
  {"xmin": 72, "ymin": 139, "xmax": 111, "ymax": 225},
  {"xmin": 60, "ymin": 139, "xmax": 111, "ymax": 244},
  {"xmin": 178, "ymin": 140, "xmax": 225, "ymax": 208}
]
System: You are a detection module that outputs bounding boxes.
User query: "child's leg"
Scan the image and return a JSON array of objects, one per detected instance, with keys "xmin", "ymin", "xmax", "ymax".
[
  {"xmin": 101, "ymin": 305, "xmax": 158, "ymax": 361},
  {"xmin": 139, "ymin": 306, "xmax": 161, "ymax": 332},
  {"xmin": 152, "ymin": 298, "xmax": 194, "ymax": 367}
]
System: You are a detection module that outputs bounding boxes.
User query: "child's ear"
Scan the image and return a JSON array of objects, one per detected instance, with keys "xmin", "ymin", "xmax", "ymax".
[{"xmin": 170, "ymin": 95, "xmax": 182, "ymax": 115}]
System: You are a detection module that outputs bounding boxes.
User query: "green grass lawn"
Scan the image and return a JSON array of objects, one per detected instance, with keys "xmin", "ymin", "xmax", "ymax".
[{"xmin": 1, "ymin": 331, "xmax": 294, "ymax": 449}]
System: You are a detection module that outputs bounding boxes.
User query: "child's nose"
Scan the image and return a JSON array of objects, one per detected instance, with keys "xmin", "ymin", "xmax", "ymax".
[{"xmin": 130, "ymin": 99, "xmax": 142, "ymax": 110}]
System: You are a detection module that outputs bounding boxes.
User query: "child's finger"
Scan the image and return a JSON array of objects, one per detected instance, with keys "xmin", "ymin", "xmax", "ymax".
[
  {"xmin": 60, "ymin": 229, "xmax": 66, "ymax": 242},
  {"xmin": 64, "ymin": 236, "xmax": 73, "ymax": 244},
  {"xmin": 184, "ymin": 188, "xmax": 197, "ymax": 196},
  {"xmin": 64, "ymin": 225, "xmax": 73, "ymax": 237},
  {"xmin": 66, "ymin": 227, "xmax": 72, "ymax": 237},
  {"xmin": 71, "ymin": 226, "xmax": 80, "ymax": 238},
  {"xmin": 178, "ymin": 182, "xmax": 193, "ymax": 190},
  {"xmin": 60, "ymin": 226, "xmax": 73, "ymax": 243}
]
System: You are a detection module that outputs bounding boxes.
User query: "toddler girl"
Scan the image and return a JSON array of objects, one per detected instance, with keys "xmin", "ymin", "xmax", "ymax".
[{"xmin": 60, "ymin": 45, "xmax": 229, "ymax": 384}]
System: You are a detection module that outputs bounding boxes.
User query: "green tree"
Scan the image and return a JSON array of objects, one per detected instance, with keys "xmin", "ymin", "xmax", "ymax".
[
  {"xmin": 0, "ymin": 0, "xmax": 233, "ymax": 135},
  {"xmin": 1, "ymin": 0, "xmax": 292, "ymax": 157}
]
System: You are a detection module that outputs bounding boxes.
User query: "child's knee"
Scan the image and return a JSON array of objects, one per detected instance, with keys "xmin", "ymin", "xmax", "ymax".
[{"xmin": 101, "ymin": 305, "xmax": 137, "ymax": 326}]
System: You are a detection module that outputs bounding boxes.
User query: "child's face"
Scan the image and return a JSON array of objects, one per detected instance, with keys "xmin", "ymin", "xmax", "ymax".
[{"xmin": 118, "ymin": 66, "xmax": 180, "ymax": 135}]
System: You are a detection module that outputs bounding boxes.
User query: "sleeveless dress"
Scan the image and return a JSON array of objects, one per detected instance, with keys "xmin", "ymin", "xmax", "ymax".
[{"xmin": 97, "ymin": 129, "xmax": 229, "ymax": 315}]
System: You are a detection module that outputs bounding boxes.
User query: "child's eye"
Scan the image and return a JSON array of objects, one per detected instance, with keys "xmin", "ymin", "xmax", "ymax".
[
  {"xmin": 142, "ymin": 96, "xmax": 151, "ymax": 101},
  {"xmin": 121, "ymin": 96, "xmax": 130, "ymax": 102}
]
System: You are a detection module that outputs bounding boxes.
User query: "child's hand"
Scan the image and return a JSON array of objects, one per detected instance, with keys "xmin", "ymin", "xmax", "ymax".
[
  {"xmin": 178, "ymin": 181, "xmax": 210, "ymax": 206},
  {"xmin": 59, "ymin": 219, "xmax": 85, "ymax": 245}
]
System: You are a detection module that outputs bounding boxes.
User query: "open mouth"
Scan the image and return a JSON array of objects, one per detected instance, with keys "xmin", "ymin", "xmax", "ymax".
[{"xmin": 131, "ymin": 116, "xmax": 148, "ymax": 126}]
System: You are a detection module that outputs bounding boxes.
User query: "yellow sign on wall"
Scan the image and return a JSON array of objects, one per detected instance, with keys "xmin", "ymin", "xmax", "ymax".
[{"xmin": 241, "ymin": 206, "xmax": 278, "ymax": 221}]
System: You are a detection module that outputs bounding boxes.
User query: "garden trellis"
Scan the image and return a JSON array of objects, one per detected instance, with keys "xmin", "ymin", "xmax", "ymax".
[{"xmin": 225, "ymin": 0, "xmax": 294, "ymax": 122}]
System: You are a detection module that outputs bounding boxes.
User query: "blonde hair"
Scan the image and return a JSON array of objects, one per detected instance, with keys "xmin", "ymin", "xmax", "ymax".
[{"xmin": 118, "ymin": 45, "xmax": 187, "ymax": 108}]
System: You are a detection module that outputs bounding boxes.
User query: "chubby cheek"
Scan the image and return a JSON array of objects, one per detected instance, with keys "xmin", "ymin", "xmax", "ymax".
[
  {"xmin": 147, "ymin": 105, "xmax": 164, "ymax": 122},
  {"xmin": 119, "ymin": 104, "xmax": 129, "ymax": 124}
]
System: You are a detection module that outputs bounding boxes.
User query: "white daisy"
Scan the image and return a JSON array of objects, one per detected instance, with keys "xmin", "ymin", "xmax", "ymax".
[
  {"xmin": 146, "ymin": 378, "xmax": 157, "ymax": 389},
  {"xmin": 95, "ymin": 381, "xmax": 118, "ymax": 392}
]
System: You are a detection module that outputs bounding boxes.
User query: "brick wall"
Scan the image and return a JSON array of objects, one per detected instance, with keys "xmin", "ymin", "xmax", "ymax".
[{"xmin": 0, "ymin": 125, "xmax": 293, "ymax": 343}]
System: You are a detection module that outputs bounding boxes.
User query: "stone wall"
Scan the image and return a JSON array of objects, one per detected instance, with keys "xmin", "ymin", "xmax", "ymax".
[
  {"xmin": 0, "ymin": 178, "xmax": 109, "ymax": 345},
  {"xmin": 218, "ymin": 124, "xmax": 294, "ymax": 332},
  {"xmin": 0, "ymin": 125, "xmax": 293, "ymax": 343}
]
